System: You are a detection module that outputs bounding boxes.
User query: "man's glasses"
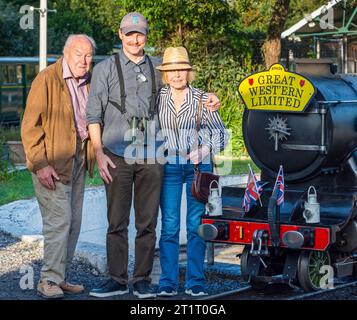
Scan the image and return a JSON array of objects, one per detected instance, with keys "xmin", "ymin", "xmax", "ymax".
[{"xmin": 133, "ymin": 65, "xmax": 147, "ymax": 83}]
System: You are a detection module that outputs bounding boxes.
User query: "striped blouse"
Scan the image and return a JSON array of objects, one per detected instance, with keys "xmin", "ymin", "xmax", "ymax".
[{"xmin": 157, "ymin": 85, "xmax": 229, "ymax": 154}]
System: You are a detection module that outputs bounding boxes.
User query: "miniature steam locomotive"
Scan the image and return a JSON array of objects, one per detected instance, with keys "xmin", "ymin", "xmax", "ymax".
[{"xmin": 199, "ymin": 60, "xmax": 357, "ymax": 292}]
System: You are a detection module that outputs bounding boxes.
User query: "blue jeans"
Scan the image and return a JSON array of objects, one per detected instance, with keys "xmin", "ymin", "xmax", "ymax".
[{"xmin": 159, "ymin": 161, "xmax": 212, "ymax": 290}]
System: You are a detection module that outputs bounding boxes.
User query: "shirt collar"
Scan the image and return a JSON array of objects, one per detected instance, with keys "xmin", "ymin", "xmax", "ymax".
[
  {"xmin": 62, "ymin": 58, "xmax": 89, "ymax": 85},
  {"xmin": 120, "ymin": 49, "xmax": 146, "ymax": 66},
  {"xmin": 164, "ymin": 85, "xmax": 192, "ymax": 117}
]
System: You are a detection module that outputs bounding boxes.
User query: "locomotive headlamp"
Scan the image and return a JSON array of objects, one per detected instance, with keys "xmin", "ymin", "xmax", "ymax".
[
  {"xmin": 198, "ymin": 222, "xmax": 229, "ymax": 241},
  {"xmin": 198, "ymin": 224, "xmax": 218, "ymax": 241},
  {"xmin": 282, "ymin": 230, "xmax": 305, "ymax": 248},
  {"xmin": 303, "ymin": 186, "xmax": 320, "ymax": 223}
]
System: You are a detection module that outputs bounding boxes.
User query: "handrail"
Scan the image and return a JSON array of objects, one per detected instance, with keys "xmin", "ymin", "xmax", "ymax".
[{"xmin": 317, "ymin": 100, "xmax": 357, "ymax": 105}]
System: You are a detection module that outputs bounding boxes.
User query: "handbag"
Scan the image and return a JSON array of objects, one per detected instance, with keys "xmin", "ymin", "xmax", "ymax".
[
  {"xmin": 191, "ymin": 94, "xmax": 219, "ymax": 203},
  {"xmin": 192, "ymin": 167, "xmax": 220, "ymax": 203}
]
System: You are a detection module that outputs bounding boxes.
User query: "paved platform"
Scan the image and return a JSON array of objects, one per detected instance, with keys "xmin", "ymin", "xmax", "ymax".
[
  {"xmin": 0, "ymin": 180, "xmax": 247, "ymax": 284},
  {"xmin": 0, "ymin": 186, "xmax": 190, "ymax": 274}
]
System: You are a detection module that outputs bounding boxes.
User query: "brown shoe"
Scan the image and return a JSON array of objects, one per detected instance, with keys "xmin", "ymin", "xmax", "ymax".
[
  {"xmin": 37, "ymin": 280, "xmax": 64, "ymax": 299},
  {"xmin": 59, "ymin": 281, "xmax": 85, "ymax": 294}
]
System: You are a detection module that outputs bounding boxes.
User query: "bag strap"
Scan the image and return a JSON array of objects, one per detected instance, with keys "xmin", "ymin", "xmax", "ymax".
[
  {"xmin": 197, "ymin": 95, "xmax": 203, "ymax": 129},
  {"xmin": 194, "ymin": 94, "xmax": 204, "ymax": 172},
  {"xmin": 111, "ymin": 53, "xmax": 157, "ymax": 119}
]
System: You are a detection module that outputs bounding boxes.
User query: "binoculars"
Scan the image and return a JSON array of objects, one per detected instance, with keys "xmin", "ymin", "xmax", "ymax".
[{"xmin": 130, "ymin": 116, "xmax": 149, "ymax": 145}]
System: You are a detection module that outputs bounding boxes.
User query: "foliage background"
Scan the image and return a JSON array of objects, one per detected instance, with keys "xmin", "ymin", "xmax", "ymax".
[{"xmin": 0, "ymin": 0, "xmax": 329, "ymax": 155}]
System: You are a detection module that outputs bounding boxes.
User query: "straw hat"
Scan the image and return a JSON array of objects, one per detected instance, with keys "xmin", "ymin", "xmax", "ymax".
[{"xmin": 156, "ymin": 47, "xmax": 192, "ymax": 71}]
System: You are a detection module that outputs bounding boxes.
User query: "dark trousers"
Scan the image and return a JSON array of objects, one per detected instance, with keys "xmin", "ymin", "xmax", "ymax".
[{"xmin": 104, "ymin": 149, "xmax": 163, "ymax": 284}]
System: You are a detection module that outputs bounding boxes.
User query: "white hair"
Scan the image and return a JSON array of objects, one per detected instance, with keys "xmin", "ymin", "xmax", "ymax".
[{"xmin": 63, "ymin": 34, "xmax": 96, "ymax": 54}]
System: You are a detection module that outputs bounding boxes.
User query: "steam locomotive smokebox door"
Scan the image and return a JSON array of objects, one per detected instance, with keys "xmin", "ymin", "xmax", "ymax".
[
  {"xmin": 243, "ymin": 110, "xmax": 324, "ymax": 181},
  {"xmin": 239, "ymin": 63, "xmax": 357, "ymax": 183}
]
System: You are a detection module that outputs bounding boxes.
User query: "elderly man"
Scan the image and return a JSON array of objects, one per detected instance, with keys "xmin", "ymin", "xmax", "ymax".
[
  {"xmin": 21, "ymin": 34, "xmax": 95, "ymax": 299},
  {"xmin": 87, "ymin": 12, "xmax": 220, "ymax": 299}
]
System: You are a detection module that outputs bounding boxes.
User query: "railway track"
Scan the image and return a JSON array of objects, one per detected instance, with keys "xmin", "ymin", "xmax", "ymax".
[
  {"xmin": 200, "ymin": 286, "xmax": 253, "ymax": 300},
  {"xmin": 199, "ymin": 278, "xmax": 357, "ymax": 300},
  {"xmin": 287, "ymin": 279, "xmax": 357, "ymax": 300}
]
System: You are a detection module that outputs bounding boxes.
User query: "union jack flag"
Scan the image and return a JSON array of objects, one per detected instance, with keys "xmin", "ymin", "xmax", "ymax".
[
  {"xmin": 272, "ymin": 165, "xmax": 284, "ymax": 206},
  {"xmin": 242, "ymin": 164, "xmax": 263, "ymax": 213}
]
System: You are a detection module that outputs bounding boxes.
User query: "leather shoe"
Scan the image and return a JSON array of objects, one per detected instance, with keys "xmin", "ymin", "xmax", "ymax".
[
  {"xmin": 37, "ymin": 280, "xmax": 64, "ymax": 299},
  {"xmin": 59, "ymin": 281, "xmax": 84, "ymax": 294}
]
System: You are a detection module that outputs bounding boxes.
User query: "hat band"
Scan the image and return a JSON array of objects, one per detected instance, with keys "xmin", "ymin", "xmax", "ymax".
[{"xmin": 161, "ymin": 61, "xmax": 190, "ymax": 66}]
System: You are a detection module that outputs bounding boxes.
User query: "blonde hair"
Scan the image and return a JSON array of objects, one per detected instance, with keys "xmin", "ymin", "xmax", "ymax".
[{"xmin": 161, "ymin": 69, "xmax": 195, "ymax": 85}]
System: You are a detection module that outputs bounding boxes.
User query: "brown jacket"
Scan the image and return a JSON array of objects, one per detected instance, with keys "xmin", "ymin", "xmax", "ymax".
[{"xmin": 21, "ymin": 58, "xmax": 95, "ymax": 184}]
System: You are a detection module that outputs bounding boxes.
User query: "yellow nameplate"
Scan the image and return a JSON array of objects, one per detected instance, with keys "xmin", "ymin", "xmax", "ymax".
[{"xmin": 238, "ymin": 64, "xmax": 316, "ymax": 112}]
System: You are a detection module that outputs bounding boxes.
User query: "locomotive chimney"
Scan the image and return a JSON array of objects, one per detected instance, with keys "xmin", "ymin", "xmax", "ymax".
[{"xmin": 294, "ymin": 58, "xmax": 336, "ymax": 77}]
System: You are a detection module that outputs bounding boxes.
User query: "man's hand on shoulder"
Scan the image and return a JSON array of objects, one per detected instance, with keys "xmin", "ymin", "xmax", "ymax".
[{"xmin": 205, "ymin": 93, "xmax": 221, "ymax": 112}]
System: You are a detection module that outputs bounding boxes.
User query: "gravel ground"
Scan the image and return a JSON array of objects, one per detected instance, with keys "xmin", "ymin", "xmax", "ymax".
[
  {"xmin": 303, "ymin": 283, "xmax": 357, "ymax": 300},
  {"xmin": 2, "ymin": 229, "xmax": 356, "ymax": 301},
  {"xmin": 0, "ymin": 230, "xmax": 245, "ymax": 300},
  {"xmin": 0, "ymin": 230, "xmax": 110, "ymax": 300}
]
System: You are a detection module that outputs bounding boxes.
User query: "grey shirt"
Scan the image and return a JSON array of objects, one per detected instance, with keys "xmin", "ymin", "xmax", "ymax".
[{"xmin": 86, "ymin": 50, "xmax": 163, "ymax": 158}]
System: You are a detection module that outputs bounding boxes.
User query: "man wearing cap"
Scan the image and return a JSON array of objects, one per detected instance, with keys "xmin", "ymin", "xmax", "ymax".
[{"xmin": 86, "ymin": 12, "xmax": 220, "ymax": 299}]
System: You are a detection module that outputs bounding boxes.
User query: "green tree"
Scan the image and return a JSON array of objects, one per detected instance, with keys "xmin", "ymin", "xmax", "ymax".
[
  {"xmin": 262, "ymin": 0, "xmax": 291, "ymax": 68},
  {"xmin": 48, "ymin": 0, "xmax": 118, "ymax": 54},
  {"xmin": 0, "ymin": 0, "xmax": 39, "ymax": 56},
  {"xmin": 3, "ymin": 0, "xmax": 336, "ymax": 155},
  {"xmin": 113, "ymin": 0, "xmax": 246, "ymax": 57},
  {"xmin": 231, "ymin": 0, "xmax": 329, "ymax": 67},
  {"xmin": 1, "ymin": 0, "xmax": 119, "ymax": 55}
]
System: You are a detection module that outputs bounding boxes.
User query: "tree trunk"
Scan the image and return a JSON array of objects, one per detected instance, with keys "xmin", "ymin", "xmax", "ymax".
[
  {"xmin": 263, "ymin": 0, "xmax": 290, "ymax": 69},
  {"xmin": 263, "ymin": 38, "xmax": 282, "ymax": 69}
]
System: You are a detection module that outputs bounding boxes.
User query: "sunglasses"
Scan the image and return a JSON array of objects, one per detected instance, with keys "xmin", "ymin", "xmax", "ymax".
[{"xmin": 133, "ymin": 65, "xmax": 147, "ymax": 83}]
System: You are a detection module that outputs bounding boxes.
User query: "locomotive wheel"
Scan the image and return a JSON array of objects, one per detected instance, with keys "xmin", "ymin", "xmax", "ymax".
[
  {"xmin": 240, "ymin": 245, "xmax": 250, "ymax": 282},
  {"xmin": 297, "ymin": 251, "xmax": 331, "ymax": 292}
]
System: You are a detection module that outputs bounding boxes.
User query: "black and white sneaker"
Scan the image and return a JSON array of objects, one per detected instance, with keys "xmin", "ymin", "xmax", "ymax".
[
  {"xmin": 185, "ymin": 285, "xmax": 208, "ymax": 297},
  {"xmin": 157, "ymin": 286, "xmax": 178, "ymax": 297},
  {"xmin": 89, "ymin": 279, "xmax": 129, "ymax": 298},
  {"xmin": 133, "ymin": 280, "xmax": 157, "ymax": 299}
]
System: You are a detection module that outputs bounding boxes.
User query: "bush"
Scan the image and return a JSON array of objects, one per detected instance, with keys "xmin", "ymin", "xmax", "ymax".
[
  {"xmin": 0, "ymin": 125, "xmax": 21, "ymax": 143},
  {"xmin": 0, "ymin": 126, "xmax": 20, "ymax": 181},
  {"xmin": 0, "ymin": 143, "xmax": 14, "ymax": 181},
  {"xmin": 192, "ymin": 50, "xmax": 264, "ymax": 156}
]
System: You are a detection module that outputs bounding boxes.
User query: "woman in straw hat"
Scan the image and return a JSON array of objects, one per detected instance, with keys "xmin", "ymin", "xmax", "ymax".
[{"xmin": 156, "ymin": 47, "xmax": 229, "ymax": 297}]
